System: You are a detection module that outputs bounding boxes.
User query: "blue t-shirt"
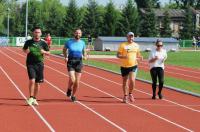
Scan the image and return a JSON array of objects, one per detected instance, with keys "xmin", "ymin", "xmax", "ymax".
[{"xmin": 64, "ymin": 39, "xmax": 85, "ymax": 58}]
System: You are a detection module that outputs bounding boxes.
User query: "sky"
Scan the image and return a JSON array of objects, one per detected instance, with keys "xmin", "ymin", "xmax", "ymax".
[
  {"xmin": 17, "ymin": 0, "xmax": 170, "ymax": 8},
  {"xmin": 61, "ymin": 0, "xmax": 170, "ymax": 7}
]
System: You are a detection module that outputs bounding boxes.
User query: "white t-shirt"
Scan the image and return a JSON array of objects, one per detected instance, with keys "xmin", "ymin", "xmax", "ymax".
[{"xmin": 148, "ymin": 49, "xmax": 167, "ymax": 69}]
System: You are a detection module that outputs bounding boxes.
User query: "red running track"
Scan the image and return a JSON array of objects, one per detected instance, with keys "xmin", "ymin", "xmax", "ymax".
[
  {"xmin": 91, "ymin": 58, "xmax": 200, "ymax": 84},
  {"xmin": 0, "ymin": 47, "xmax": 200, "ymax": 131}
]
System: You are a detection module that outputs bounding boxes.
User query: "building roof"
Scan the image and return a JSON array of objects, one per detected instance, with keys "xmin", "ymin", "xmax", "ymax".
[
  {"xmin": 97, "ymin": 37, "xmax": 179, "ymax": 43},
  {"xmin": 140, "ymin": 8, "xmax": 200, "ymax": 18},
  {"xmin": 153, "ymin": 9, "xmax": 185, "ymax": 17}
]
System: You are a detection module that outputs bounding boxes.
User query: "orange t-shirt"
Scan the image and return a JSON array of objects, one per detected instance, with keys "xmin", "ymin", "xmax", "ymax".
[{"xmin": 118, "ymin": 42, "xmax": 141, "ymax": 67}]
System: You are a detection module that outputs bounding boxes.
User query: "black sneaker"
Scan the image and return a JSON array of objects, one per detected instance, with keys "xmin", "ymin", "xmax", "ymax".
[
  {"xmin": 71, "ymin": 96, "xmax": 76, "ymax": 102},
  {"xmin": 152, "ymin": 95, "xmax": 156, "ymax": 100},
  {"xmin": 66, "ymin": 89, "xmax": 72, "ymax": 97},
  {"xmin": 158, "ymin": 93, "xmax": 163, "ymax": 99}
]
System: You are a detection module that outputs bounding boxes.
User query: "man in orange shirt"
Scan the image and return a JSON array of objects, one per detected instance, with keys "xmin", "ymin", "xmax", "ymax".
[{"xmin": 117, "ymin": 32, "xmax": 143, "ymax": 103}]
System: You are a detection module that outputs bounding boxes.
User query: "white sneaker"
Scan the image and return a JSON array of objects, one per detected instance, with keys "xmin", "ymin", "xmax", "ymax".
[
  {"xmin": 27, "ymin": 97, "xmax": 34, "ymax": 106},
  {"xmin": 123, "ymin": 96, "xmax": 128, "ymax": 103},
  {"xmin": 33, "ymin": 99, "xmax": 39, "ymax": 106}
]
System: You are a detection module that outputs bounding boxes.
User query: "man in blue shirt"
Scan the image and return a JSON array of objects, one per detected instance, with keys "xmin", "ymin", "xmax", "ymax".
[{"xmin": 63, "ymin": 29, "xmax": 87, "ymax": 102}]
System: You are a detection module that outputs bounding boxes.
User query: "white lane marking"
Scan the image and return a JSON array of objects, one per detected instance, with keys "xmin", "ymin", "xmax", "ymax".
[{"xmin": 0, "ymin": 66, "xmax": 55, "ymax": 132}]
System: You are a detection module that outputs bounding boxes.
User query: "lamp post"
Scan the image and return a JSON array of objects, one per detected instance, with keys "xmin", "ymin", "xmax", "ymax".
[
  {"xmin": 7, "ymin": 7, "xmax": 10, "ymax": 46},
  {"xmin": 25, "ymin": 0, "xmax": 28, "ymax": 38}
]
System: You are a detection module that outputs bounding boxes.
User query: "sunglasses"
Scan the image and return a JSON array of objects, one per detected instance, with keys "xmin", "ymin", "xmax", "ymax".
[{"xmin": 157, "ymin": 45, "xmax": 163, "ymax": 47}]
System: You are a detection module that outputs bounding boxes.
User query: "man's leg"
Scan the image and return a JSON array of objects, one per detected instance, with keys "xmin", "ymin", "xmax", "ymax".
[
  {"xmin": 71, "ymin": 72, "xmax": 82, "ymax": 97},
  {"xmin": 122, "ymin": 75, "xmax": 129, "ymax": 103},
  {"xmin": 128, "ymin": 72, "xmax": 136, "ymax": 102},
  {"xmin": 29, "ymin": 79, "xmax": 35, "ymax": 97},
  {"xmin": 34, "ymin": 83, "xmax": 40, "ymax": 97},
  {"xmin": 68, "ymin": 71, "xmax": 76, "ymax": 98},
  {"xmin": 128, "ymin": 72, "xmax": 136, "ymax": 94},
  {"xmin": 66, "ymin": 75, "xmax": 74, "ymax": 97},
  {"xmin": 27, "ymin": 79, "xmax": 35, "ymax": 105}
]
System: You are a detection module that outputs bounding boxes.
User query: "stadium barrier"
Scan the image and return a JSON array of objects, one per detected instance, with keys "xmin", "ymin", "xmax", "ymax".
[
  {"xmin": 2, "ymin": 36, "xmax": 195, "ymax": 49},
  {"xmin": 0, "ymin": 37, "xmax": 94, "ymax": 47}
]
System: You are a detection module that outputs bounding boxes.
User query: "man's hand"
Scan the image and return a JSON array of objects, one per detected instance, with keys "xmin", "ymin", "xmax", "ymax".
[
  {"xmin": 23, "ymin": 49, "xmax": 30, "ymax": 54},
  {"xmin": 64, "ymin": 57, "xmax": 68, "ymax": 63},
  {"xmin": 83, "ymin": 56, "xmax": 87, "ymax": 60},
  {"xmin": 41, "ymin": 49, "xmax": 50, "ymax": 55}
]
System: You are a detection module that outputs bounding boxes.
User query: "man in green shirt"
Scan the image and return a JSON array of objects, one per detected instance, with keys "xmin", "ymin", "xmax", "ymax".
[{"xmin": 23, "ymin": 26, "xmax": 50, "ymax": 106}]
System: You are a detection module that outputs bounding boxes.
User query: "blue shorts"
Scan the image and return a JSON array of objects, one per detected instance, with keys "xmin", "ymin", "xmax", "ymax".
[{"xmin": 120, "ymin": 65, "xmax": 138, "ymax": 77}]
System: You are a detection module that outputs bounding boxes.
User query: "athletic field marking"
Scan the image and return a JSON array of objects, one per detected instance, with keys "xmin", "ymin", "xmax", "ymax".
[
  {"xmin": 0, "ymin": 66, "xmax": 55, "ymax": 132},
  {"xmin": 0, "ymin": 49, "xmax": 126, "ymax": 132},
  {"xmin": 7, "ymin": 48, "xmax": 200, "ymax": 113}
]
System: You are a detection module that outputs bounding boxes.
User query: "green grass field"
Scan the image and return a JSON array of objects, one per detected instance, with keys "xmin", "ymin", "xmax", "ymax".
[
  {"xmin": 51, "ymin": 50, "xmax": 200, "ymax": 69},
  {"xmin": 84, "ymin": 60, "xmax": 200, "ymax": 94}
]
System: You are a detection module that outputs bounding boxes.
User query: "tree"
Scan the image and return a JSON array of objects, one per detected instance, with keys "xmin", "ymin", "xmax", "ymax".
[
  {"xmin": 9, "ymin": 4, "xmax": 24, "ymax": 36},
  {"xmin": 180, "ymin": 7, "xmax": 194, "ymax": 39},
  {"xmin": 103, "ymin": 0, "xmax": 119, "ymax": 36},
  {"xmin": 19, "ymin": 0, "xmax": 43, "ymax": 35},
  {"xmin": 82, "ymin": 0, "xmax": 103, "ymax": 37},
  {"xmin": 47, "ymin": 2, "xmax": 64, "ymax": 36},
  {"xmin": 62, "ymin": 0, "xmax": 80, "ymax": 37},
  {"xmin": 116, "ymin": 0, "xmax": 139, "ymax": 36},
  {"xmin": 139, "ymin": 8, "xmax": 158, "ymax": 37},
  {"xmin": 172, "ymin": 0, "xmax": 200, "ymax": 9},
  {"xmin": 135, "ymin": 0, "xmax": 160, "ymax": 8},
  {"xmin": 160, "ymin": 10, "xmax": 172, "ymax": 37}
]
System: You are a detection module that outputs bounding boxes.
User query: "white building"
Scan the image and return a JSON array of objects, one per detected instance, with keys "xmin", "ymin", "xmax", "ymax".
[{"xmin": 94, "ymin": 37, "xmax": 179, "ymax": 52}]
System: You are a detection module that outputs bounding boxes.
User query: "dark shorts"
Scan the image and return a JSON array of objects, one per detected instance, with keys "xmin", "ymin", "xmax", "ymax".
[
  {"xmin": 27, "ymin": 62, "xmax": 44, "ymax": 83},
  {"xmin": 120, "ymin": 65, "xmax": 138, "ymax": 77},
  {"xmin": 67, "ymin": 58, "xmax": 83, "ymax": 73}
]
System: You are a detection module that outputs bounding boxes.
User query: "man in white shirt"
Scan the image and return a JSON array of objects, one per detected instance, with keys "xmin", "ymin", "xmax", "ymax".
[{"xmin": 148, "ymin": 39, "xmax": 167, "ymax": 99}]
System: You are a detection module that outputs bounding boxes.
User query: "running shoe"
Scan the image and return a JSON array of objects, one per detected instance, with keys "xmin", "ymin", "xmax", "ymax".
[
  {"xmin": 158, "ymin": 93, "xmax": 163, "ymax": 99},
  {"xmin": 33, "ymin": 98, "xmax": 39, "ymax": 106},
  {"xmin": 122, "ymin": 95, "xmax": 128, "ymax": 103},
  {"xmin": 27, "ymin": 97, "xmax": 34, "ymax": 106},
  {"xmin": 71, "ymin": 96, "xmax": 76, "ymax": 102},
  {"xmin": 128, "ymin": 94, "xmax": 135, "ymax": 102},
  {"xmin": 66, "ymin": 89, "xmax": 72, "ymax": 97}
]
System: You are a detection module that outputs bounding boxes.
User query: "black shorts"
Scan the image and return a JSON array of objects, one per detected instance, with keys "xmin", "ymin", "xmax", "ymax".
[
  {"xmin": 67, "ymin": 58, "xmax": 83, "ymax": 73},
  {"xmin": 120, "ymin": 65, "xmax": 138, "ymax": 77},
  {"xmin": 27, "ymin": 62, "xmax": 44, "ymax": 83}
]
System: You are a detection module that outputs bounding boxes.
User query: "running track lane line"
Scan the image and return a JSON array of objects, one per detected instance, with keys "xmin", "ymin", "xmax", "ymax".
[
  {"xmin": 0, "ymin": 50, "xmax": 127, "ymax": 132},
  {"xmin": 36, "ymin": 53, "xmax": 200, "ymax": 113},
  {"xmin": 0, "ymin": 66, "xmax": 55, "ymax": 132},
  {"xmin": 3, "ymin": 49, "xmax": 194, "ymax": 132}
]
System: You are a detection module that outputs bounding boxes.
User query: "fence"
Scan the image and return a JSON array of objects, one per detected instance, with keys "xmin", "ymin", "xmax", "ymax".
[
  {"xmin": 2, "ymin": 37, "xmax": 194, "ymax": 48},
  {"xmin": 179, "ymin": 40, "xmax": 193, "ymax": 48},
  {"xmin": 0, "ymin": 37, "xmax": 94, "ymax": 47}
]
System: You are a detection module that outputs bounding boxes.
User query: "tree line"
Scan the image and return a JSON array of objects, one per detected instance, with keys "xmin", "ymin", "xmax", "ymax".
[{"xmin": 0, "ymin": 0, "xmax": 200, "ymax": 39}]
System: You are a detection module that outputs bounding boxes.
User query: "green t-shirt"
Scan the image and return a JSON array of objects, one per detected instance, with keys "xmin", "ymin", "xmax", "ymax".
[{"xmin": 23, "ymin": 39, "xmax": 49, "ymax": 65}]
